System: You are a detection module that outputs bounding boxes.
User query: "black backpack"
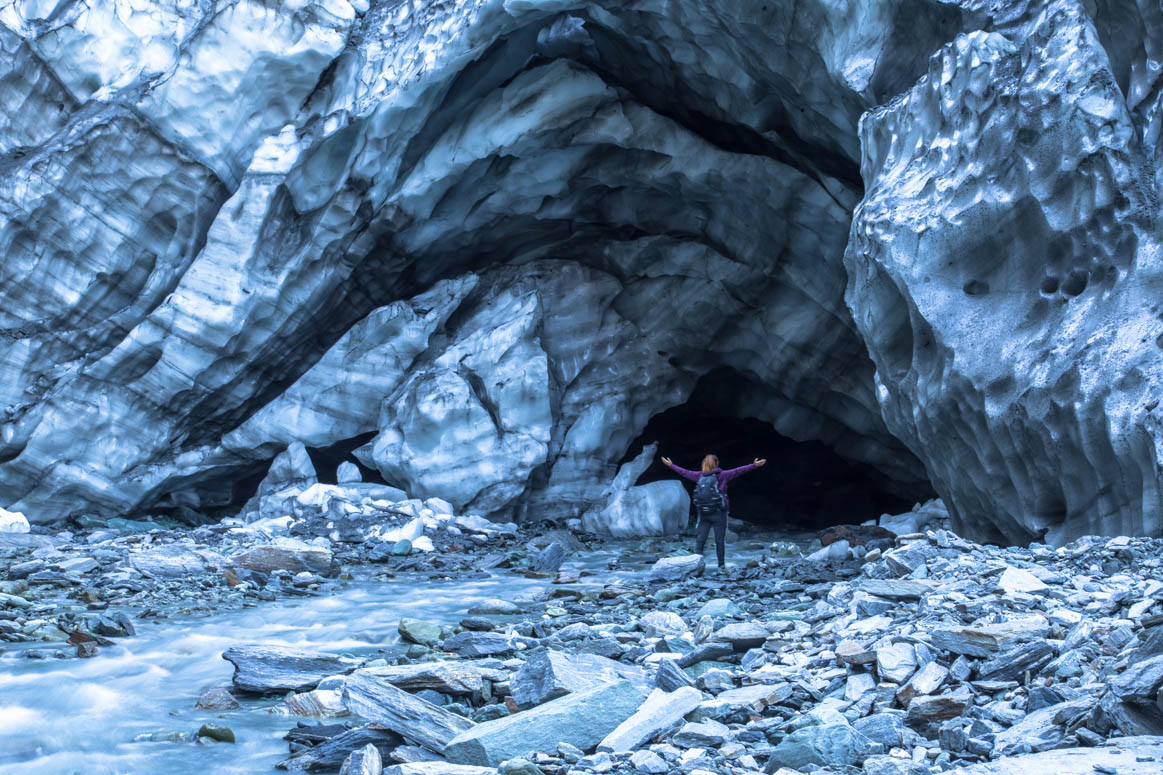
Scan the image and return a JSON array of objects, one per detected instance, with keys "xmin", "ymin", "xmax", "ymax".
[{"xmin": 692, "ymin": 473, "xmax": 725, "ymax": 513}]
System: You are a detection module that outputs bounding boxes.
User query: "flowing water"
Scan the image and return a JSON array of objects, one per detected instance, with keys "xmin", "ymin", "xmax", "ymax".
[{"xmin": 0, "ymin": 534, "xmax": 799, "ymax": 775}]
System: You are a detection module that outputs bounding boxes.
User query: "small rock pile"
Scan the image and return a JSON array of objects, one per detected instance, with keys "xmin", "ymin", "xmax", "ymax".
[{"xmin": 207, "ymin": 526, "xmax": 1163, "ymax": 775}]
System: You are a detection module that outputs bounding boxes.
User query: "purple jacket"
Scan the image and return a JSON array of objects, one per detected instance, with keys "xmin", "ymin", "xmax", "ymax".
[{"xmin": 664, "ymin": 462, "xmax": 758, "ymax": 510}]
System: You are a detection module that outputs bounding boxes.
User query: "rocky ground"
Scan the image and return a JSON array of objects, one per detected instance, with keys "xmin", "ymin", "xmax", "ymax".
[{"xmin": 4, "ymin": 485, "xmax": 1163, "ymax": 775}]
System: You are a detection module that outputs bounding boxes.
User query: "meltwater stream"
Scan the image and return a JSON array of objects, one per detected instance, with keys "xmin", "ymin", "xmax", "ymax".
[
  {"xmin": 0, "ymin": 571, "xmax": 553, "ymax": 775},
  {"xmin": 0, "ymin": 538, "xmax": 785, "ymax": 775}
]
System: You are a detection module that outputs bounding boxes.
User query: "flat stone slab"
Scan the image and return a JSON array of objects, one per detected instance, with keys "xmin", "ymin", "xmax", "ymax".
[
  {"xmin": 362, "ymin": 662, "xmax": 507, "ymax": 696},
  {"xmin": 946, "ymin": 736, "xmax": 1163, "ymax": 775},
  {"xmin": 930, "ymin": 617, "xmax": 1050, "ymax": 657},
  {"xmin": 223, "ymin": 645, "xmax": 361, "ymax": 693},
  {"xmin": 444, "ymin": 679, "xmax": 646, "ymax": 766},
  {"xmin": 342, "ymin": 670, "xmax": 475, "ymax": 752},
  {"xmin": 598, "ymin": 686, "xmax": 702, "ymax": 752}
]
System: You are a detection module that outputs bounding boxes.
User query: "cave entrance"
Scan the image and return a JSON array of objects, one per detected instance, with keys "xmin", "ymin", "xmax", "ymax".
[{"xmin": 621, "ymin": 372, "xmax": 915, "ymax": 531}]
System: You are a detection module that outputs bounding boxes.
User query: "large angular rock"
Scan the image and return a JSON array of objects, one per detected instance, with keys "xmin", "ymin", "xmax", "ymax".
[
  {"xmin": 765, "ymin": 722, "xmax": 880, "ymax": 771},
  {"xmin": 930, "ymin": 618, "xmax": 1050, "ymax": 658},
  {"xmin": 222, "ymin": 645, "xmax": 361, "ymax": 694},
  {"xmin": 342, "ymin": 670, "xmax": 476, "ymax": 752},
  {"xmin": 444, "ymin": 680, "xmax": 646, "ymax": 766},
  {"xmin": 991, "ymin": 698, "xmax": 1096, "ymax": 756},
  {"xmin": 598, "ymin": 686, "xmax": 703, "ymax": 752},
  {"xmin": 511, "ymin": 650, "xmax": 647, "ymax": 708}
]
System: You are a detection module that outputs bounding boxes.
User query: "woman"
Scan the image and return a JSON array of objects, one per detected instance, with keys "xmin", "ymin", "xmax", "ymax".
[{"xmin": 661, "ymin": 453, "xmax": 766, "ymax": 570}]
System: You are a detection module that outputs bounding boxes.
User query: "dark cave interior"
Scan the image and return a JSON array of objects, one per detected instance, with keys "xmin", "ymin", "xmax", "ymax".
[{"xmin": 621, "ymin": 372, "xmax": 917, "ymax": 531}]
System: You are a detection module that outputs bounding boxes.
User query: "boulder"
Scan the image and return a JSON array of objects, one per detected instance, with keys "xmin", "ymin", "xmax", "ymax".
[{"xmin": 444, "ymin": 680, "xmax": 646, "ymax": 766}]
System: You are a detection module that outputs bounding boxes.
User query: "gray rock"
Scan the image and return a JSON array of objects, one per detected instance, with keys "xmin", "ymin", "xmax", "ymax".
[
  {"xmin": 671, "ymin": 718, "xmax": 728, "ymax": 747},
  {"xmin": 444, "ymin": 680, "xmax": 646, "ymax": 766},
  {"xmin": 231, "ymin": 541, "xmax": 336, "ymax": 577},
  {"xmin": 361, "ymin": 662, "xmax": 507, "ymax": 696},
  {"xmin": 992, "ymin": 697, "xmax": 1096, "ymax": 756},
  {"xmin": 597, "ymin": 686, "xmax": 703, "ymax": 752},
  {"xmin": 339, "ymin": 743, "xmax": 382, "ymax": 775},
  {"xmin": 930, "ymin": 618, "xmax": 1050, "ymax": 658},
  {"xmin": 875, "ymin": 642, "xmax": 917, "ymax": 684},
  {"xmin": 277, "ymin": 727, "xmax": 402, "ymax": 771},
  {"xmin": 466, "ymin": 599, "xmax": 522, "ymax": 616},
  {"xmin": 511, "ymin": 650, "xmax": 647, "ymax": 708},
  {"xmin": 197, "ymin": 723, "xmax": 235, "ymax": 743},
  {"xmin": 1111, "ymin": 653, "xmax": 1163, "ymax": 703},
  {"xmin": 196, "ymin": 688, "xmax": 241, "ymax": 710},
  {"xmin": 677, "ymin": 642, "xmax": 735, "ymax": 668},
  {"xmin": 398, "ymin": 618, "xmax": 444, "ymax": 647},
  {"xmin": 441, "ymin": 632, "xmax": 518, "ymax": 658},
  {"xmin": 532, "ymin": 541, "xmax": 566, "ymax": 574},
  {"xmin": 341, "ymin": 670, "xmax": 475, "ymax": 752},
  {"xmin": 765, "ymin": 722, "xmax": 879, "ymax": 771},
  {"xmin": 130, "ymin": 546, "xmax": 223, "ymax": 579},
  {"xmin": 976, "ymin": 641, "xmax": 1056, "ymax": 683},
  {"xmin": 853, "ymin": 712, "xmax": 906, "ymax": 748},
  {"xmin": 648, "ymin": 555, "xmax": 705, "ymax": 583},
  {"xmin": 654, "ymin": 658, "xmax": 696, "ymax": 693},
  {"xmin": 629, "ymin": 749, "xmax": 668, "ymax": 773},
  {"xmin": 711, "ymin": 622, "xmax": 769, "ymax": 651},
  {"xmin": 222, "ymin": 645, "xmax": 361, "ymax": 694}
]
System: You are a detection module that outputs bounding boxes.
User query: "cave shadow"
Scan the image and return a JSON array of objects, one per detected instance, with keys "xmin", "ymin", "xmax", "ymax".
[{"xmin": 620, "ymin": 374, "xmax": 916, "ymax": 531}]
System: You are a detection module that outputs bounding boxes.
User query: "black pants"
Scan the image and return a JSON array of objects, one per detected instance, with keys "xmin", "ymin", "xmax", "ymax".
[{"xmin": 695, "ymin": 509, "xmax": 728, "ymax": 567}]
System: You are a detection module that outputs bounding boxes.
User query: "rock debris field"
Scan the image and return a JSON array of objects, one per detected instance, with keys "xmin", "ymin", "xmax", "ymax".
[{"xmin": 4, "ymin": 485, "xmax": 1163, "ymax": 775}]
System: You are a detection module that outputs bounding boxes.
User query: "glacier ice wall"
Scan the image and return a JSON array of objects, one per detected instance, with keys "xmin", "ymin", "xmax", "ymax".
[{"xmin": 1, "ymin": 0, "xmax": 1161, "ymax": 544}]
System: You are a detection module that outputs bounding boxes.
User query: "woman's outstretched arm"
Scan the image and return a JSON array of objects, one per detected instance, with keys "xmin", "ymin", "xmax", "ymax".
[
  {"xmin": 661, "ymin": 456, "xmax": 701, "ymax": 482},
  {"xmin": 721, "ymin": 458, "xmax": 767, "ymax": 483}
]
